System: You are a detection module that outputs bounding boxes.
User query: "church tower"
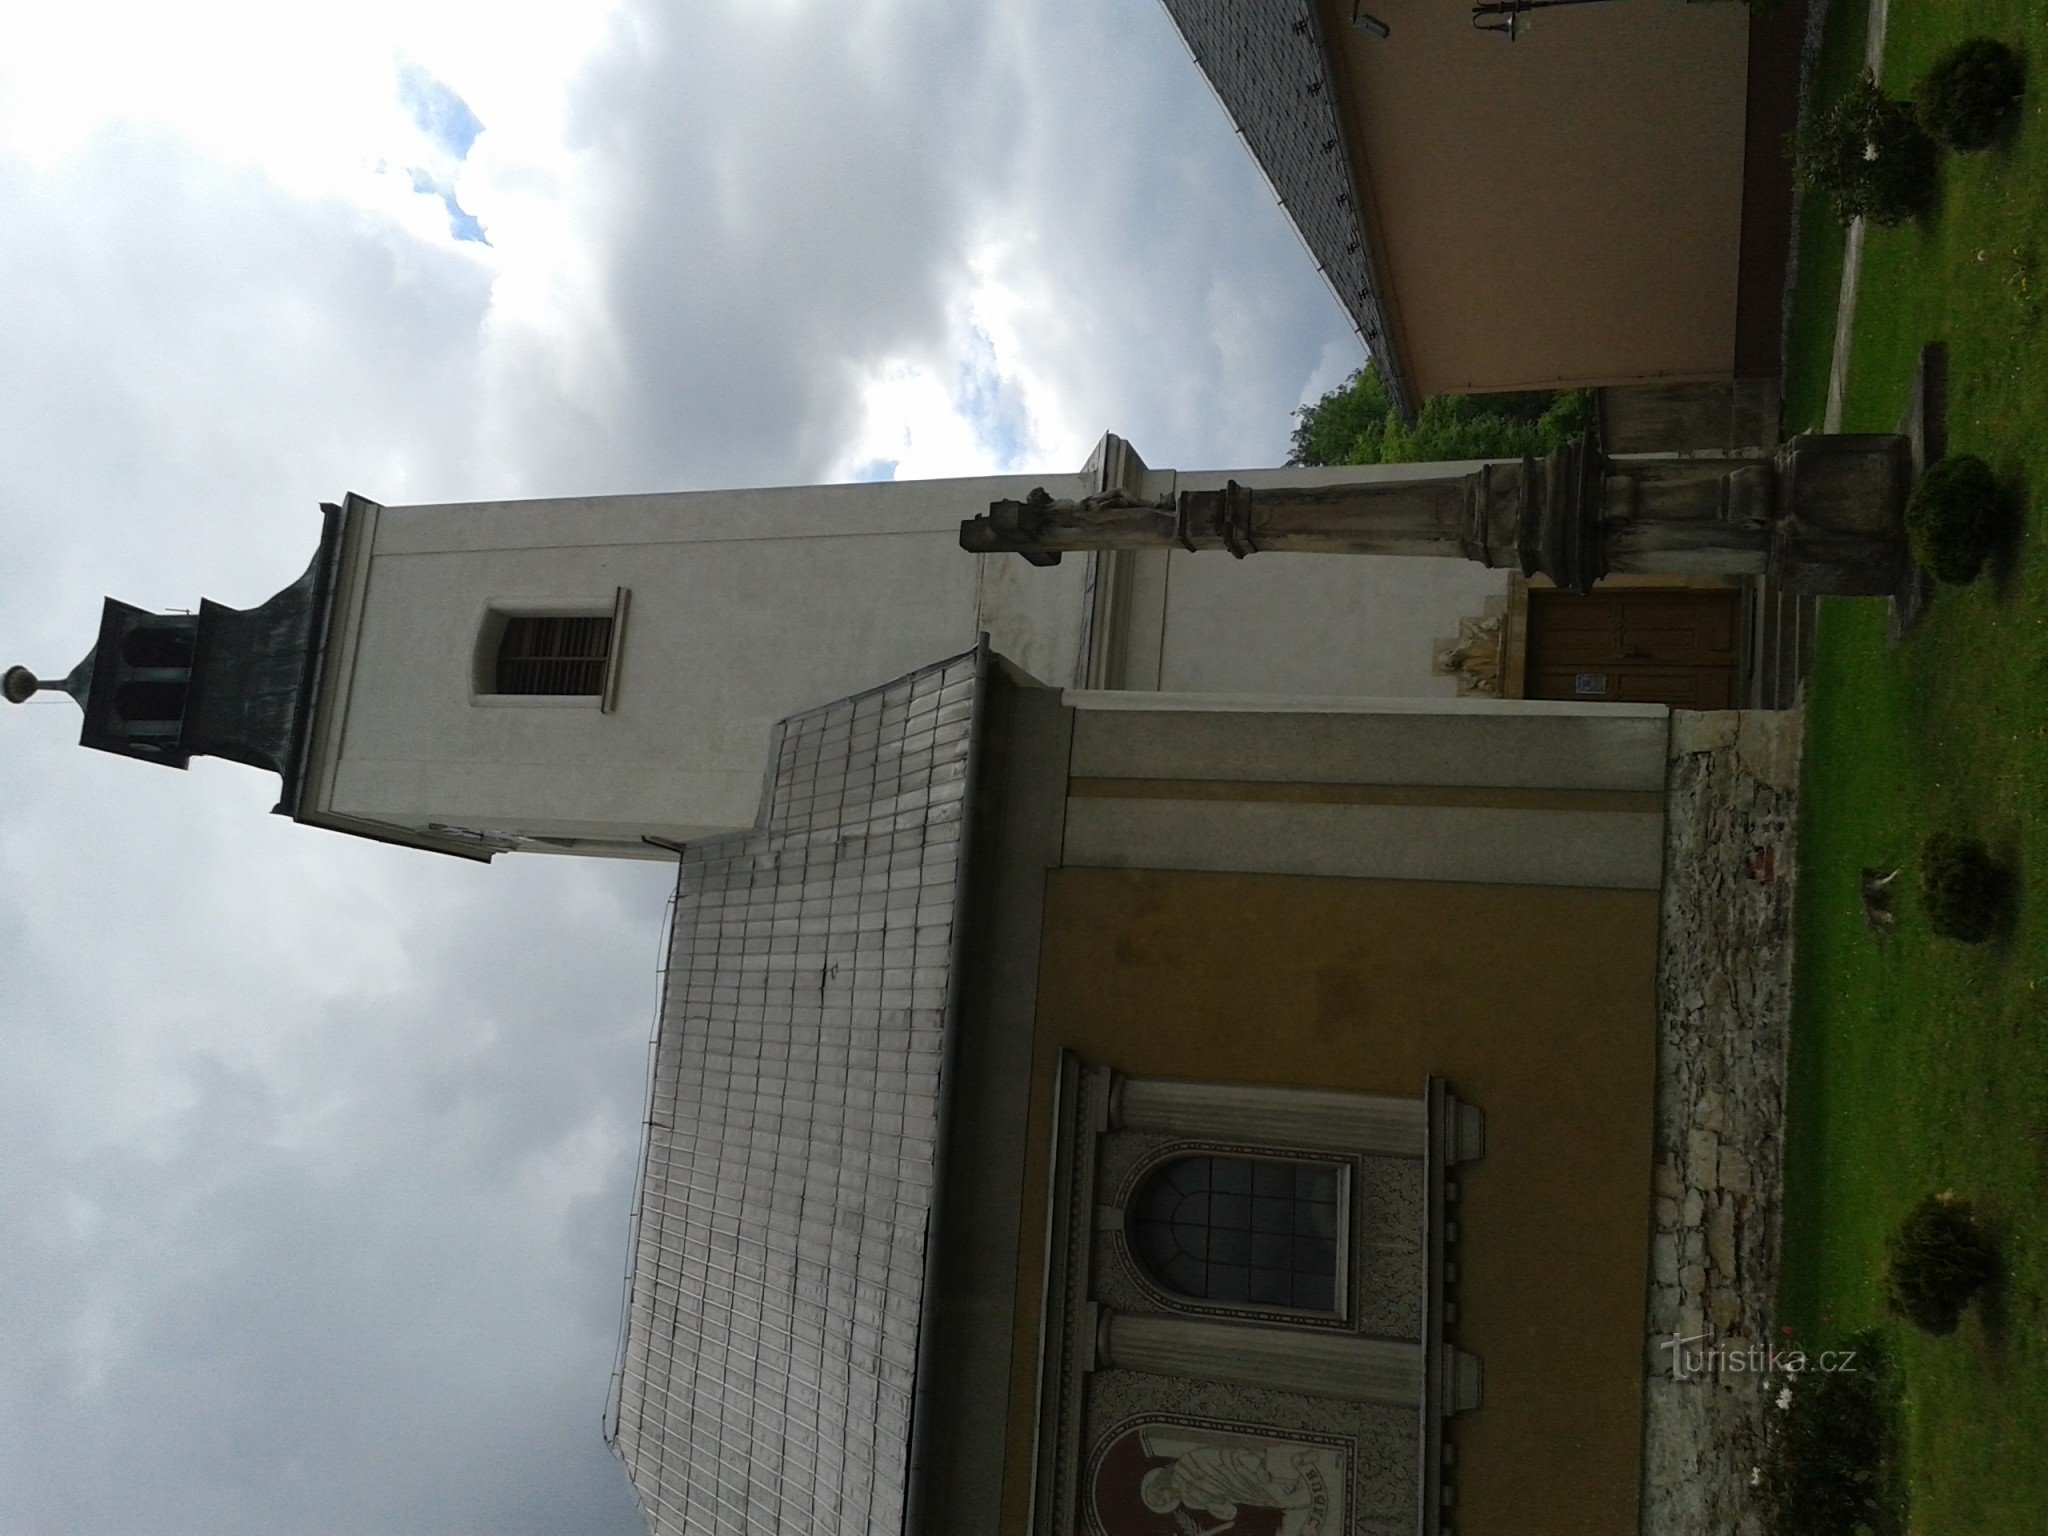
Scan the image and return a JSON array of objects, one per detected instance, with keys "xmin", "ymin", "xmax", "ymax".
[
  {"xmin": 8, "ymin": 453, "xmax": 1119, "ymax": 860},
  {"xmin": 14, "ymin": 432, "xmax": 1541, "ymax": 860}
]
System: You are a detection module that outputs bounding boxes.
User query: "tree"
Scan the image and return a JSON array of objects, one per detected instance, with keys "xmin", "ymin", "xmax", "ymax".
[
  {"xmin": 1288, "ymin": 364, "xmax": 1592, "ymax": 468},
  {"xmin": 1791, "ymin": 73, "xmax": 1939, "ymax": 227}
]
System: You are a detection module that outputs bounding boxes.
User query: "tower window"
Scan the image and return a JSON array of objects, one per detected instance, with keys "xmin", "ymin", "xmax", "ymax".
[
  {"xmin": 121, "ymin": 626, "xmax": 195, "ymax": 670},
  {"xmin": 494, "ymin": 615, "xmax": 614, "ymax": 696},
  {"xmin": 1128, "ymin": 1155, "xmax": 1344, "ymax": 1313},
  {"xmin": 115, "ymin": 679, "xmax": 189, "ymax": 724},
  {"xmin": 472, "ymin": 589, "xmax": 630, "ymax": 710}
]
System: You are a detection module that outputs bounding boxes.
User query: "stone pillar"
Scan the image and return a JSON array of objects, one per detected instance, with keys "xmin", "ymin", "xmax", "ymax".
[
  {"xmin": 959, "ymin": 433, "xmax": 1911, "ymax": 596},
  {"xmin": 1097, "ymin": 1309, "xmax": 1425, "ymax": 1405}
]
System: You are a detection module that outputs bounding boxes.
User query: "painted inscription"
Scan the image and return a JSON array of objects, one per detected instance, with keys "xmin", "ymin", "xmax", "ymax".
[{"xmin": 1089, "ymin": 1419, "xmax": 1346, "ymax": 1536}]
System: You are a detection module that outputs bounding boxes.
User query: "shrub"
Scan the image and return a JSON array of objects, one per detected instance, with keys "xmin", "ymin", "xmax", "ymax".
[
  {"xmin": 1916, "ymin": 38, "xmax": 2026, "ymax": 151},
  {"xmin": 1758, "ymin": 1333, "xmax": 1897, "ymax": 1536},
  {"xmin": 1886, "ymin": 1194, "xmax": 2001, "ymax": 1334},
  {"xmin": 1906, "ymin": 453, "xmax": 2011, "ymax": 583},
  {"xmin": 1287, "ymin": 364, "xmax": 1592, "ymax": 468},
  {"xmin": 1919, "ymin": 831, "xmax": 2013, "ymax": 942},
  {"xmin": 1793, "ymin": 73, "xmax": 1940, "ymax": 226}
]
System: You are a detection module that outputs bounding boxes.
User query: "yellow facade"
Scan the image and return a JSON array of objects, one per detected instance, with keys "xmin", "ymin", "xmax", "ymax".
[{"xmin": 996, "ymin": 709, "xmax": 1667, "ymax": 1536}]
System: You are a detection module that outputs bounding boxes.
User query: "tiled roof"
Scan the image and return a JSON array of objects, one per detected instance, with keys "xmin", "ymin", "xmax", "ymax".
[
  {"xmin": 1161, "ymin": 0, "xmax": 1413, "ymax": 418},
  {"xmin": 607, "ymin": 650, "xmax": 983, "ymax": 1535}
]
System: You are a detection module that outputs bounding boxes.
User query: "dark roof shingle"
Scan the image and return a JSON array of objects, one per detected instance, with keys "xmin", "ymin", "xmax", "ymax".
[
  {"xmin": 1162, "ymin": 0, "xmax": 1412, "ymax": 417},
  {"xmin": 608, "ymin": 650, "xmax": 982, "ymax": 1535}
]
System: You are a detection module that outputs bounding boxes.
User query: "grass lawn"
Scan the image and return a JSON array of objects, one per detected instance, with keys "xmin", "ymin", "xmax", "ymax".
[
  {"xmin": 1779, "ymin": 0, "xmax": 1870, "ymax": 431},
  {"xmin": 1780, "ymin": 0, "xmax": 2048, "ymax": 1527}
]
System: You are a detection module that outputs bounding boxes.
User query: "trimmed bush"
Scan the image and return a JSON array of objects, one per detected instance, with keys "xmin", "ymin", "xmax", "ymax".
[
  {"xmin": 1907, "ymin": 453, "xmax": 2010, "ymax": 583},
  {"xmin": 1758, "ymin": 1333, "xmax": 1897, "ymax": 1536},
  {"xmin": 1793, "ymin": 73, "xmax": 1941, "ymax": 226},
  {"xmin": 1916, "ymin": 38, "xmax": 2026, "ymax": 151},
  {"xmin": 1920, "ymin": 831, "xmax": 2013, "ymax": 942},
  {"xmin": 1886, "ymin": 1194, "xmax": 2001, "ymax": 1335}
]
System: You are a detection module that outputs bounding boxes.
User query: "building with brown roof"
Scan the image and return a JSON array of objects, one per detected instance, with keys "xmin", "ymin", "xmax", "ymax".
[{"xmin": 1162, "ymin": 0, "xmax": 1810, "ymax": 412}]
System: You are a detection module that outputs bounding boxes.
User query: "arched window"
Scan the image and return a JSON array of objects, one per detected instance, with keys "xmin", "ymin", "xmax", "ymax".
[
  {"xmin": 121, "ymin": 626, "xmax": 194, "ymax": 670},
  {"xmin": 1127, "ymin": 1155, "xmax": 1342, "ymax": 1312}
]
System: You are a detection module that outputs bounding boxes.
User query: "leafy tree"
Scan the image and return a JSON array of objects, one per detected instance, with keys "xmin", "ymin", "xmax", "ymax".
[
  {"xmin": 1792, "ymin": 73, "xmax": 1940, "ymax": 227},
  {"xmin": 1288, "ymin": 364, "xmax": 1592, "ymax": 467}
]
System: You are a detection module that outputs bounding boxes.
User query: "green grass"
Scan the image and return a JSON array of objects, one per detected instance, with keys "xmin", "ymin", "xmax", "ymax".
[{"xmin": 1782, "ymin": 1, "xmax": 2048, "ymax": 1528}]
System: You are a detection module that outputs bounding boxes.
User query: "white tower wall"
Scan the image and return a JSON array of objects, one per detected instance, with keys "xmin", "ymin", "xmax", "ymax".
[
  {"xmin": 294, "ymin": 471, "xmax": 1092, "ymax": 857},
  {"xmin": 289, "ymin": 442, "xmax": 1510, "ymax": 860}
]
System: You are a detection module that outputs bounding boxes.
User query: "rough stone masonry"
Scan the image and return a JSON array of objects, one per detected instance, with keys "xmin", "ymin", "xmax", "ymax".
[{"xmin": 1640, "ymin": 709, "xmax": 1803, "ymax": 1536}]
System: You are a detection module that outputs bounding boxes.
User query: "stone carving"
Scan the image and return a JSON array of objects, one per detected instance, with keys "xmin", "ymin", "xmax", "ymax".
[
  {"xmin": 1432, "ymin": 598, "xmax": 1510, "ymax": 696},
  {"xmin": 1090, "ymin": 1420, "xmax": 1345, "ymax": 1536},
  {"xmin": 1082, "ymin": 1375, "xmax": 1420, "ymax": 1532}
]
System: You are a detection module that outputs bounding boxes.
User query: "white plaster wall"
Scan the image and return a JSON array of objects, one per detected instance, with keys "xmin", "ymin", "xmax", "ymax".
[
  {"xmin": 319, "ymin": 474, "xmax": 1090, "ymax": 847},
  {"xmin": 305, "ymin": 452, "xmax": 1527, "ymax": 853},
  {"xmin": 1093, "ymin": 459, "xmax": 1513, "ymax": 698},
  {"xmin": 1154, "ymin": 552, "xmax": 1505, "ymax": 696}
]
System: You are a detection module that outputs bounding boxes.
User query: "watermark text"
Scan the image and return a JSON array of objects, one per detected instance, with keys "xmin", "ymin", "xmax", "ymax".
[{"xmin": 1660, "ymin": 1330, "xmax": 1860, "ymax": 1382}]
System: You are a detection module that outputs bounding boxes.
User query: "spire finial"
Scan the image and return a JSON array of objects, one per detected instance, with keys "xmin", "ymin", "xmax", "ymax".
[
  {"xmin": 6, "ymin": 658, "xmax": 95, "ymax": 707},
  {"xmin": 3, "ymin": 666, "xmax": 42, "ymax": 704}
]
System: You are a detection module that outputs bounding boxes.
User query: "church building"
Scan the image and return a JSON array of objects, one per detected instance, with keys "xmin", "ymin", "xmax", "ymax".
[
  {"xmin": 12, "ymin": 419, "xmax": 1861, "ymax": 1534},
  {"xmin": 598, "ymin": 642, "xmax": 1667, "ymax": 1536}
]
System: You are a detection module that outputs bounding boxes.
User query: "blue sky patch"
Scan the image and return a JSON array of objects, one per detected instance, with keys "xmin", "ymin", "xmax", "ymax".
[
  {"xmin": 397, "ymin": 64, "xmax": 488, "ymax": 244},
  {"xmin": 953, "ymin": 327, "xmax": 1029, "ymax": 469},
  {"xmin": 397, "ymin": 64, "xmax": 484, "ymax": 160},
  {"xmin": 407, "ymin": 168, "xmax": 490, "ymax": 245},
  {"xmin": 852, "ymin": 458, "xmax": 900, "ymax": 483}
]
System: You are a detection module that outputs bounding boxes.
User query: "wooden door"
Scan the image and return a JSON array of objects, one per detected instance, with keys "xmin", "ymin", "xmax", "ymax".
[{"xmin": 1524, "ymin": 588, "xmax": 1739, "ymax": 709}]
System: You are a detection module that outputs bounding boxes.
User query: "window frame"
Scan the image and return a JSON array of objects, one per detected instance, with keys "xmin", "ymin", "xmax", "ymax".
[
  {"xmin": 470, "ymin": 588, "xmax": 629, "ymax": 711},
  {"xmin": 1119, "ymin": 1144, "xmax": 1355, "ymax": 1325},
  {"xmin": 1031, "ymin": 1063, "xmax": 1483, "ymax": 1536}
]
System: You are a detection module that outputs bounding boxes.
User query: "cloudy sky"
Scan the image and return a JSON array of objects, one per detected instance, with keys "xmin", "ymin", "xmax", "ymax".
[{"xmin": 0, "ymin": 2, "xmax": 1360, "ymax": 1531}]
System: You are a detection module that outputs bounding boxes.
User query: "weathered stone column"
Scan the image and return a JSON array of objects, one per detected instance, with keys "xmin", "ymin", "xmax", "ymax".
[{"xmin": 959, "ymin": 433, "xmax": 1911, "ymax": 596}]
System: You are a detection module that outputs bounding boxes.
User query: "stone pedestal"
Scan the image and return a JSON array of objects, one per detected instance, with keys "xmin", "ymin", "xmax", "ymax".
[{"xmin": 1770, "ymin": 434, "xmax": 1912, "ymax": 596}]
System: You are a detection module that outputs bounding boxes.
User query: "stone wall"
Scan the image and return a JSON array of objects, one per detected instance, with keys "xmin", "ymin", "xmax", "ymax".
[{"xmin": 1641, "ymin": 709, "xmax": 1802, "ymax": 1536}]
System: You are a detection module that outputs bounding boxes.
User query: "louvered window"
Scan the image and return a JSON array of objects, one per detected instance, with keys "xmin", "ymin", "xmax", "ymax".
[{"xmin": 494, "ymin": 615, "xmax": 614, "ymax": 696}]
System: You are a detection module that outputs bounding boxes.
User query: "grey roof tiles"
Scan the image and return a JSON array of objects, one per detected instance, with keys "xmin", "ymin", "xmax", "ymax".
[{"xmin": 609, "ymin": 650, "xmax": 982, "ymax": 1535}]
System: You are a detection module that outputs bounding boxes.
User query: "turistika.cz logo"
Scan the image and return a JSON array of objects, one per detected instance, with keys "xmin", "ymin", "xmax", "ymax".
[{"xmin": 1660, "ymin": 1329, "xmax": 1861, "ymax": 1382}]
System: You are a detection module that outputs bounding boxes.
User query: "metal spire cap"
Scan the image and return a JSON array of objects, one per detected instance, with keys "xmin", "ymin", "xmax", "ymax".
[
  {"xmin": 3, "ymin": 666, "xmax": 40, "ymax": 704},
  {"xmin": 5, "ymin": 653, "xmax": 97, "ymax": 708}
]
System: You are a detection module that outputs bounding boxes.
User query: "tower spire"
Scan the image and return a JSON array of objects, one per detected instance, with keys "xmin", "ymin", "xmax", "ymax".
[
  {"xmin": 5, "ymin": 504, "xmax": 343, "ymax": 785},
  {"xmin": 3, "ymin": 660, "xmax": 94, "ymax": 706}
]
